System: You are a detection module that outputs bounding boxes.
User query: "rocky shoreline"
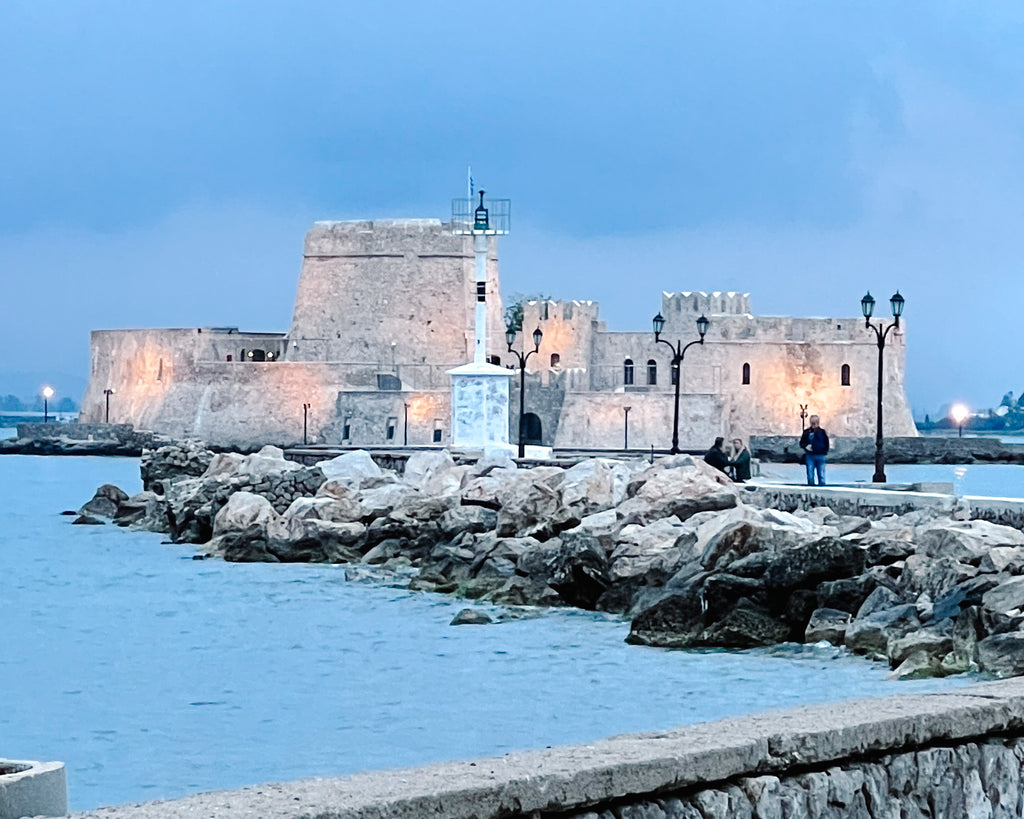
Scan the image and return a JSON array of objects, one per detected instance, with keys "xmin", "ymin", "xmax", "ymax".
[{"xmin": 76, "ymin": 442, "xmax": 1024, "ymax": 680}]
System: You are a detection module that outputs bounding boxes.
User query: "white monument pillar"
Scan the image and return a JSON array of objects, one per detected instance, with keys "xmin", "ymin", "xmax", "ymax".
[{"xmin": 448, "ymin": 190, "xmax": 513, "ymax": 450}]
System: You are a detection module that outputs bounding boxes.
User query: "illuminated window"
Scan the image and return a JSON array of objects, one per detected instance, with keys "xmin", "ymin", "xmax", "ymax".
[
  {"xmin": 550, "ymin": 353, "xmax": 560, "ymax": 367},
  {"xmin": 647, "ymin": 359, "xmax": 657, "ymax": 385},
  {"xmin": 841, "ymin": 363, "xmax": 851, "ymax": 386},
  {"xmin": 624, "ymin": 359, "xmax": 634, "ymax": 385},
  {"xmin": 742, "ymin": 362, "xmax": 750, "ymax": 385}
]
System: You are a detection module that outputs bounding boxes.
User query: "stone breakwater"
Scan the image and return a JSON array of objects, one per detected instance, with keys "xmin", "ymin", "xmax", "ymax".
[
  {"xmin": 79, "ymin": 443, "xmax": 1024, "ymax": 679},
  {"xmin": 64, "ymin": 678, "xmax": 1024, "ymax": 818}
]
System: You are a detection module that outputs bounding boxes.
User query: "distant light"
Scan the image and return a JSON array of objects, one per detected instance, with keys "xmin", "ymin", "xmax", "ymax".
[
  {"xmin": 42, "ymin": 386, "xmax": 54, "ymax": 399},
  {"xmin": 267, "ymin": 352, "xmax": 275, "ymax": 360},
  {"xmin": 247, "ymin": 351, "xmax": 254, "ymax": 358},
  {"xmin": 950, "ymin": 404, "xmax": 969, "ymax": 424}
]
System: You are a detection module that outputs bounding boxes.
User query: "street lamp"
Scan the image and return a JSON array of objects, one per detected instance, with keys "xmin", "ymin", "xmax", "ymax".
[
  {"xmin": 861, "ymin": 289, "xmax": 905, "ymax": 483},
  {"xmin": 653, "ymin": 312, "xmax": 709, "ymax": 454},
  {"xmin": 103, "ymin": 388, "xmax": 116, "ymax": 423},
  {"xmin": 623, "ymin": 406, "xmax": 632, "ymax": 450},
  {"xmin": 302, "ymin": 403, "xmax": 311, "ymax": 445},
  {"xmin": 506, "ymin": 325, "xmax": 543, "ymax": 458},
  {"xmin": 950, "ymin": 403, "xmax": 969, "ymax": 438},
  {"xmin": 42, "ymin": 386, "xmax": 54, "ymax": 423},
  {"xmin": 799, "ymin": 403, "xmax": 809, "ymax": 432},
  {"xmin": 403, "ymin": 402, "xmax": 410, "ymax": 446}
]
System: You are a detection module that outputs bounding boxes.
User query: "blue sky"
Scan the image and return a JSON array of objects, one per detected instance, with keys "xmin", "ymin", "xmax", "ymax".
[{"xmin": 2, "ymin": 1, "xmax": 1023, "ymax": 415}]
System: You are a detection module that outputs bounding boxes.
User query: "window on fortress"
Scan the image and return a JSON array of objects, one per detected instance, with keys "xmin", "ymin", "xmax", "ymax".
[
  {"xmin": 342, "ymin": 418, "xmax": 352, "ymax": 441},
  {"xmin": 433, "ymin": 420, "xmax": 443, "ymax": 443},
  {"xmin": 550, "ymin": 353, "xmax": 561, "ymax": 368},
  {"xmin": 742, "ymin": 363, "xmax": 750, "ymax": 385},
  {"xmin": 386, "ymin": 417, "xmax": 397, "ymax": 441},
  {"xmin": 489, "ymin": 355, "xmax": 501, "ymax": 366},
  {"xmin": 624, "ymin": 359, "xmax": 634, "ymax": 385},
  {"xmin": 647, "ymin": 360, "xmax": 657, "ymax": 386},
  {"xmin": 841, "ymin": 364, "xmax": 851, "ymax": 387}
]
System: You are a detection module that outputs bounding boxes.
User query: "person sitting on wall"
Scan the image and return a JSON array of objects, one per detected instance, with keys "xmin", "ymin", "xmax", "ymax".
[
  {"xmin": 799, "ymin": 415, "xmax": 830, "ymax": 486},
  {"xmin": 729, "ymin": 437, "xmax": 751, "ymax": 482},
  {"xmin": 704, "ymin": 437, "xmax": 730, "ymax": 474}
]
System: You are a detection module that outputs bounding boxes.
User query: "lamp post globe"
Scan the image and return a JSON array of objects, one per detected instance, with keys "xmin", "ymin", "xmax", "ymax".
[{"xmin": 42, "ymin": 386, "xmax": 54, "ymax": 423}]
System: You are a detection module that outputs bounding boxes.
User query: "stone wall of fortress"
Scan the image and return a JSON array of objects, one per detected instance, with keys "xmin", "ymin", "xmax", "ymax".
[{"xmin": 80, "ymin": 220, "xmax": 916, "ymax": 449}]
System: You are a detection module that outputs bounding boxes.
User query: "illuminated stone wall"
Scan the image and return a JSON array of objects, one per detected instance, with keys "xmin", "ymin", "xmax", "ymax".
[{"xmin": 80, "ymin": 224, "xmax": 916, "ymax": 450}]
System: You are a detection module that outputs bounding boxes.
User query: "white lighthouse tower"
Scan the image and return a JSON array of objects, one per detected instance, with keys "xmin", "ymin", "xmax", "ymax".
[{"xmin": 447, "ymin": 189, "xmax": 513, "ymax": 449}]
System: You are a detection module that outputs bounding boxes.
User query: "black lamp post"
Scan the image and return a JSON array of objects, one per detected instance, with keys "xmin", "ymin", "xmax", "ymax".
[
  {"xmin": 302, "ymin": 403, "xmax": 311, "ymax": 445},
  {"xmin": 861, "ymin": 289, "xmax": 905, "ymax": 483},
  {"xmin": 42, "ymin": 386, "xmax": 54, "ymax": 423},
  {"xmin": 403, "ymin": 402, "xmax": 410, "ymax": 446},
  {"xmin": 653, "ymin": 312, "xmax": 709, "ymax": 454},
  {"xmin": 799, "ymin": 403, "xmax": 809, "ymax": 432},
  {"xmin": 506, "ymin": 325, "xmax": 543, "ymax": 458},
  {"xmin": 623, "ymin": 406, "xmax": 632, "ymax": 450},
  {"xmin": 103, "ymin": 388, "xmax": 116, "ymax": 423}
]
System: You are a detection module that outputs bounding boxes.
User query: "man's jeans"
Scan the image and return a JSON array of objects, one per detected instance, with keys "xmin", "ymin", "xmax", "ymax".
[{"xmin": 805, "ymin": 454, "xmax": 826, "ymax": 486}]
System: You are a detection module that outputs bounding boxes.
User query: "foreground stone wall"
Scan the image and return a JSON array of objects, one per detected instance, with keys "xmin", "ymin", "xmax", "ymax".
[{"xmin": 71, "ymin": 678, "xmax": 1024, "ymax": 818}]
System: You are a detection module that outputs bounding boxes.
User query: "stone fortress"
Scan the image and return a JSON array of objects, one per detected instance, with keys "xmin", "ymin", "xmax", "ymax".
[{"xmin": 80, "ymin": 218, "xmax": 916, "ymax": 449}]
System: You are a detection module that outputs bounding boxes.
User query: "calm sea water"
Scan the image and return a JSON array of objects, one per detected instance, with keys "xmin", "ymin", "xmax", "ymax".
[
  {"xmin": 758, "ymin": 461, "xmax": 1024, "ymax": 498},
  {"xmin": 0, "ymin": 452, "xmax": 977, "ymax": 811}
]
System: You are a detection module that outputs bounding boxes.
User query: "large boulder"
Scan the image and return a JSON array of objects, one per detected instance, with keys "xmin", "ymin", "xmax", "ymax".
[
  {"xmin": 900, "ymin": 554, "xmax": 978, "ymax": 601},
  {"xmin": 212, "ymin": 491, "xmax": 277, "ymax": 537},
  {"xmin": 282, "ymin": 496, "xmax": 361, "ymax": 524},
  {"xmin": 317, "ymin": 450, "xmax": 383, "ymax": 484},
  {"xmin": 80, "ymin": 484, "xmax": 130, "ymax": 518},
  {"xmin": 559, "ymin": 458, "xmax": 635, "ymax": 517},
  {"xmin": 402, "ymin": 451, "xmax": 457, "ymax": 489},
  {"xmin": 844, "ymin": 604, "xmax": 921, "ymax": 659},
  {"xmin": 265, "ymin": 515, "xmax": 366, "ymax": 563},
  {"xmin": 917, "ymin": 520, "xmax": 1024, "ymax": 565},
  {"xmin": 437, "ymin": 506, "xmax": 498, "ymax": 539},
  {"xmin": 626, "ymin": 586, "xmax": 706, "ymax": 648},
  {"xmin": 977, "ymin": 632, "xmax": 1024, "ymax": 678},
  {"xmin": 609, "ymin": 516, "xmax": 695, "ymax": 583},
  {"xmin": 494, "ymin": 468, "xmax": 573, "ymax": 539},
  {"xmin": 982, "ymin": 576, "xmax": 1024, "ymax": 616},
  {"xmin": 805, "ymin": 608, "xmax": 852, "ymax": 645},
  {"xmin": 617, "ymin": 457, "xmax": 738, "ymax": 525},
  {"xmin": 112, "ymin": 490, "xmax": 170, "ymax": 531}
]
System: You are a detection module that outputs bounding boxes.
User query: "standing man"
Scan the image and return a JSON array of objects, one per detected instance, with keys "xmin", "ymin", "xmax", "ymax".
[{"xmin": 799, "ymin": 415, "xmax": 829, "ymax": 486}]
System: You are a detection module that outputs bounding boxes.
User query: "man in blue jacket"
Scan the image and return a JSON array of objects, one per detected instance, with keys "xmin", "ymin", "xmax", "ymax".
[{"xmin": 799, "ymin": 415, "xmax": 829, "ymax": 486}]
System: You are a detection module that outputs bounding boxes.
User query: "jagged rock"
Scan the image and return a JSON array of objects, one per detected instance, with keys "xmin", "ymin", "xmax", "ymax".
[
  {"xmin": 805, "ymin": 608, "xmax": 852, "ymax": 645},
  {"xmin": 626, "ymin": 587, "xmax": 705, "ymax": 648},
  {"xmin": 548, "ymin": 538, "xmax": 611, "ymax": 609},
  {"xmin": 72, "ymin": 514, "xmax": 105, "ymax": 525},
  {"xmin": 362, "ymin": 538, "xmax": 405, "ymax": 565},
  {"xmin": 982, "ymin": 576, "xmax": 1024, "ymax": 616},
  {"xmin": 265, "ymin": 515, "xmax": 366, "ymax": 562},
  {"xmin": 403, "ymin": 450, "xmax": 456, "ymax": 485},
  {"xmin": 697, "ymin": 601, "xmax": 790, "ymax": 648},
  {"xmin": 900, "ymin": 554, "xmax": 979, "ymax": 601},
  {"xmin": 467, "ymin": 448, "xmax": 517, "ymax": 477},
  {"xmin": 977, "ymin": 632, "xmax": 1024, "ymax": 677},
  {"xmin": 495, "ymin": 467, "xmax": 573, "ymax": 539},
  {"xmin": 112, "ymin": 491, "xmax": 169, "ymax": 531},
  {"xmin": 917, "ymin": 520, "xmax": 1024, "ymax": 565},
  {"xmin": 855, "ymin": 586, "xmax": 902, "ymax": 619},
  {"xmin": 283, "ymin": 496, "xmax": 362, "ymax": 524},
  {"xmin": 889, "ymin": 649, "xmax": 948, "ymax": 680},
  {"xmin": 515, "ymin": 537, "xmax": 563, "ymax": 581},
  {"xmin": 317, "ymin": 450, "xmax": 382, "ymax": 484},
  {"xmin": 617, "ymin": 457, "xmax": 738, "ymax": 525},
  {"xmin": 887, "ymin": 624, "xmax": 954, "ymax": 667},
  {"xmin": 212, "ymin": 491, "xmax": 277, "ymax": 537},
  {"xmin": 699, "ymin": 508, "xmax": 830, "ymax": 573},
  {"xmin": 844, "ymin": 604, "xmax": 921, "ymax": 658},
  {"xmin": 437, "ymin": 506, "xmax": 498, "ymax": 539},
  {"xmin": 80, "ymin": 483, "xmax": 130, "ymax": 518},
  {"xmin": 460, "ymin": 468, "xmax": 519, "ymax": 509},
  {"xmin": 358, "ymin": 484, "xmax": 416, "ymax": 520},
  {"xmin": 761, "ymin": 537, "xmax": 867, "ymax": 592},
  {"xmin": 979, "ymin": 546, "xmax": 1024, "ymax": 575},
  {"xmin": 817, "ymin": 567, "xmax": 897, "ymax": 615},
  {"xmin": 559, "ymin": 458, "xmax": 635, "ymax": 517},
  {"xmin": 609, "ymin": 516, "xmax": 694, "ymax": 583},
  {"xmin": 486, "ymin": 576, "xmax": 560, "ymax": 607},
  {"xmin": 450, "ymin": 608, "xmax": 492, "ymax": 625}
]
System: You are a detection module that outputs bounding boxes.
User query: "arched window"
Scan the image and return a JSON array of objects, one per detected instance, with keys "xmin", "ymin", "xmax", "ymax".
[
  {"xmin": 742, "ymin": 362, "xmax": 750, "ymax": 385},
  {"xmin": 624, "ymin": 359, "xmax": 634, "ymax": 385},
  {"xmin": 841, "ymin": 363, "xmax": 851, "ymax": 386},
  {"xmin": 550, "ymin": 353, "xmax": 561, "ymax": 368},
  {"xmin": 647, "ymin": 359, "xmax": 657, "ymax": 385}
]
